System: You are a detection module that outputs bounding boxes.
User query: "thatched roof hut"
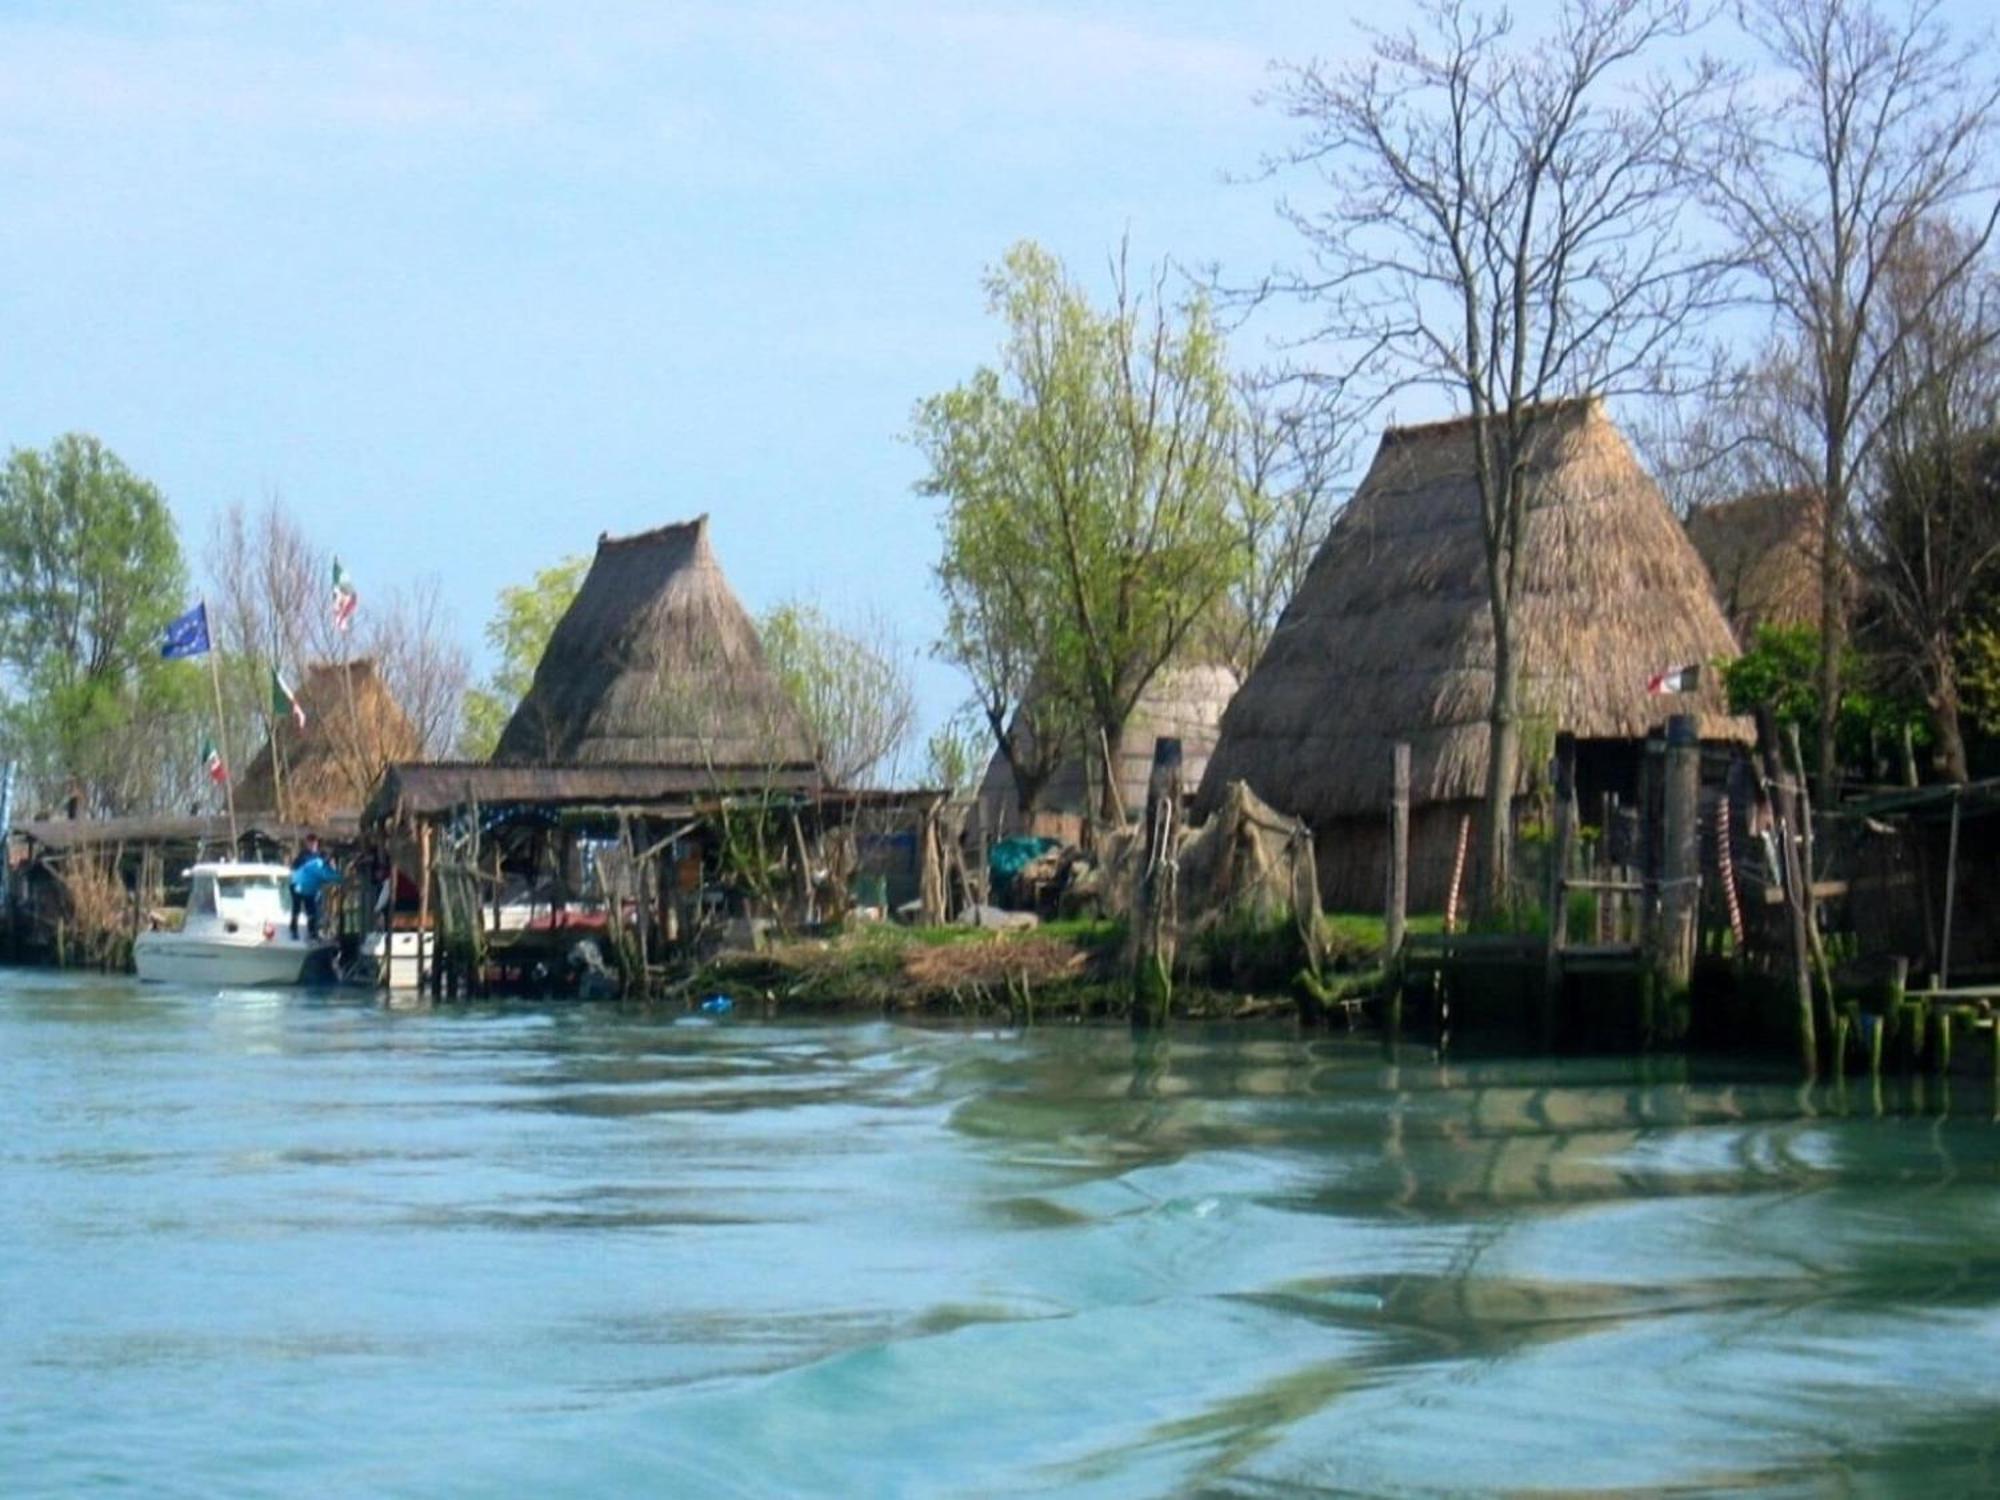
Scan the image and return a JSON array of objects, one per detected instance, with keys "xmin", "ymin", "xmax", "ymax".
[
  {"xmin": 1196, "ymin": 398, "xmax": 1748, "ymax": 908},
  {"xmin": 493, "ymin": 516, "xmax": 815, "ymax": 770},
  {"xmin": 237, "ymin": 659, "xmax": 419, "ymax": 823},
  {"xmin": 973, "ymin": 663, "xmax": 1241, "ymax": 840},
  {"xmin": 1684, "ymin": 488, "xmax": 1825, "ymax": 642}
]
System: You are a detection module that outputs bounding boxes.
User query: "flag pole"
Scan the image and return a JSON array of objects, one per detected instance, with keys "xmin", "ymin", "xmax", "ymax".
[{"xmin": 205, "ymin": 603, "xmax": 239, "ymax": 849}]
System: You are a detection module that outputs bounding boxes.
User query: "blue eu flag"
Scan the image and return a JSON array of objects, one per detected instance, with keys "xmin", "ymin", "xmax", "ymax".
[{"xmin": 161, "ymin": 602, "xmax": 211, "ymax": 660}]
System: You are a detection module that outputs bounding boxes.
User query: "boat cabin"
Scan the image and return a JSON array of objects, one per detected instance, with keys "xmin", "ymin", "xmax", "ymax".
[{"xmin": 184, "ymin": 863, "xmax": 294, "ymax": 936}]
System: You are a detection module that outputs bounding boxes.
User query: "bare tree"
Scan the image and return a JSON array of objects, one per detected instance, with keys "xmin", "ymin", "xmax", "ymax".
[
  {"xmin": 1709, "ymin": 0, "xmax": 2000, "ymax": 796},
  {"xmin": 1259, "ymin": 0, "xmax": 1728, "ymax": 912},
  {"xmin": 1857, "ymin": 225, "xmax": 2000, "ymax": 779},
  {"xmin": 372, "ymin": 576, "xmax": 470, "ymax": 762},
  {"xmin": 759, "ymin": 600, "xmax": 918, "ymax": 788},
  {"xmin": 208, "ymin": 498, "xmax": 468, "ymax": 813},
  {"xmin": 1216, "ymin": 376, "xmax": 1347, "ymax": 675}
]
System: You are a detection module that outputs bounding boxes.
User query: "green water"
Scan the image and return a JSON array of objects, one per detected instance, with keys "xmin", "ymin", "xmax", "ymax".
[{"xmin": 5, "ymin": 970, "xmax": 2000, "ymax": 1497}]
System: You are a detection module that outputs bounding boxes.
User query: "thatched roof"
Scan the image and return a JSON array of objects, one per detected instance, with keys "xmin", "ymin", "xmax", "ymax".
[
  {"xmin": 13, "ymin": 813, "xmax": 357, "ymax": 856},
  {"xmin": 363, "ymin": 760, "xmax": 824, "ymax": 826},
  {"xmin": 237, "ymin": 659, "xmax": 420, "ymax": 821},
  {"xmin": 1196, "ymin": 399, "xmax": 1748, "ymax": 824},
  {"xmin": 975, "ymin": 663, "xmax": 1241, "ymax": 827},
  {"xmin": 1684, "ymin": 488, "xmax": 1826, "ymax": 641},
  {"xmin": 493, "ymin": 516, "xmax": 815, "ymax": 769}
]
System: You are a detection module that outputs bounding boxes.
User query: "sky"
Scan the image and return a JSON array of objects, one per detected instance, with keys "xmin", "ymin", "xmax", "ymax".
[
  {"xmin": 0, "ymin": 0, "xmax": 1347, "ymax": 754},
  {"xmin": 2, "ymin": 0, "xmax": 1991, "ymax": 759}
]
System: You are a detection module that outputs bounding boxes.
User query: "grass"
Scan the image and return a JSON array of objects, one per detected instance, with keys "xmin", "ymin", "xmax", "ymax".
[{"xmin": 1322, "ymin": 911, "xmax": 1446, "ymax": 961}]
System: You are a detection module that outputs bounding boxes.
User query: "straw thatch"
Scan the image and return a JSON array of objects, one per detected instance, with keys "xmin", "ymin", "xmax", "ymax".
[
  {"xmin": 1196, "ymin": 399, "xmax": 1748, "ymax": 906},
  {"xmin": 1684, "ymin": 488, "xmax": 1826, "ymax": 642},
  {"xmin": 493, "ymin": 516, "xmax": 814, "ymax": 770},
  {"xmin": 237, "ymin": 659, "xmax": 419, "ymax": 823},
  {"xmin": 363, "ymin": 760, "xmax": 823, "ymax": 826},
  {"xmin": 973, "ymin": 663, "xmax": 1242, "ymax": 837}
]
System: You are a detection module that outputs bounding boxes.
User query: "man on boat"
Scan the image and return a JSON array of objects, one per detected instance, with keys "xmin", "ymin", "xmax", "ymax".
[{"xmin": 290, "ymin": 834, "xmax": 340, "ymax": 941}]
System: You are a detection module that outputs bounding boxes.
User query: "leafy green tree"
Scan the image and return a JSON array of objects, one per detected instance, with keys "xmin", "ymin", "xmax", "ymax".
[
  {"xmin": 1723, "ymin": 625, "xmax": 1926, "ymax": 772},
  {"xmin": 758, "ymin": 600, "xmax": 916, "ymax": 787},
  {"xmin": 0, "ymin": 433, "xmax": 194, "ymax": 812},
  {"xmin": 921, "ymin": 705, "xmax": 988, "ymax": 797},
  {"xmin": 914, "ymin": 241, "xmax": 1244, "ymax": 821},
  {"xmin": 459, "ymin": 555, "xmax": 586, "ymax": 758}
]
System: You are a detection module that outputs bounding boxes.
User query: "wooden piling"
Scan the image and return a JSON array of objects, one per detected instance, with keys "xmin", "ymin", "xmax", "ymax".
[
  {"xmin": 1387, "ymin": 742, "xmax": 1410, "ymax": 968},
  {"xmin": 1444, "ymin": 814, "xmax": 1471, "ymax": 934},
  {"xmin": 1541, "ymin": 734, "xmax": 1577, "ymax": 1052},
  {"xmin": 1656, "ymin": 716, "xmax": 1700, "ymax": 992},
  {"xmin": 1940, "ymin": 787, "xmax": 1964, "ymax": 991},
  {"xmin": 1131, "ymin": 737, "xmax": 1182, "ymax": 1031},
  {"xmin": 1755, "ymin": 708, "xmax": 1817, "ymax": 1080}
]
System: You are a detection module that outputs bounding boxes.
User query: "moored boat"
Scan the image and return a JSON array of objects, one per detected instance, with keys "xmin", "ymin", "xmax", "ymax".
[{"xmin": 134, "ymin": 861, "xmax": 335, "ymax": 987}]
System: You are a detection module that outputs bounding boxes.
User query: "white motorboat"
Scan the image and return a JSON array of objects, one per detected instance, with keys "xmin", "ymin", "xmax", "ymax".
[{"xmin": 134, "ymin": 861, "xmax": 335, "ymax": 987}]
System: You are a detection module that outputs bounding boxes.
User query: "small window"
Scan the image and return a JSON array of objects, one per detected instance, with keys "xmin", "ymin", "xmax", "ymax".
[{"xmin": 188, "ymin": 876, "xmax": 217, "ymax": 917}]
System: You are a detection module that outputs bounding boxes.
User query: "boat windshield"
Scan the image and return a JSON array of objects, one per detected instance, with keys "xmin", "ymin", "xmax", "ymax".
[{"xmin": 216, "ymin": 875, "xmax": 292, "ymax": 912}]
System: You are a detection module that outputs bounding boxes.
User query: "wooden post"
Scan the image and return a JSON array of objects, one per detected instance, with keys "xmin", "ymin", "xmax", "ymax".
[
  {"xmin": 378, "ymin": 848, "xmax": 394, "ymax": 993},
  {"xmin": 1541, "ymin": 734, "xmax": 1577, "ymax": 1051},
  {"xmin": 1444, "ymin": 814, "xmax": 1471, "ymax": 934},
  {"xmin": 1755, "ymin": 708, "xmax": 1817, "ymax": 1079},
  {"xmin": 417, "ymin": 822, "xmax": 435, "ymax": 998},
  {"xmin": 1716, "ymin": 775, "xmax": 1745, "ymax": 950},
  {"xmin": 1657, "ymin": 715, "xmax": 1700, "ymax": 992},
  {"xmin": 1131, "ymin": 737, "xmax": 1182, "ymax": 1030},
  {"xmin": 1940, "ymin": 786, "xmax": 1963, "ymax": 990},
  {"xmin": 1386, "ymin": 742, "xmax": 1410, "ymax": 967}
]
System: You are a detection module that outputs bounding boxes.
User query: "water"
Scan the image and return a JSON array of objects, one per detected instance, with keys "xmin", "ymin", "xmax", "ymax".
[{"xmin": 6, "ymin": 972, "xmax": 2000, "ymax": 1498}]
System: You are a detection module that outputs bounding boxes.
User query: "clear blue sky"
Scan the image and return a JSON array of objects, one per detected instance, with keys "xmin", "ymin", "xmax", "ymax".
[
  {"xmin": 0, "ymin": 0, "xmax": 1340, "ymax": 749},
  {"xmin": 2, "ymin": 1, "xmax": 1990, "ymax": 754}
]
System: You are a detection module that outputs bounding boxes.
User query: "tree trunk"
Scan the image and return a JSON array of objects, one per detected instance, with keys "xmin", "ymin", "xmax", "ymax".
[
  {"xmin": 1099, "ymin": 718, "xmax": 1128, "ymax": 827},
  {"xmin": 1814, "ymin": 470, "xmax": 1845, "ymax": 804},
  {"xmin": 1930, "ymin": 650, "xmax": 1970, "ymax": 784},
  {"xmin": 1478, "ymin": 615, "xmax": 1521, "ymax": 919}
]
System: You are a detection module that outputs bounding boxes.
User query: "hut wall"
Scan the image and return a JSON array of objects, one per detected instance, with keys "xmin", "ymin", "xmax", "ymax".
[{"xmin": 1315, "ymin": 800, "xmax": 1482, "ymax": 913}]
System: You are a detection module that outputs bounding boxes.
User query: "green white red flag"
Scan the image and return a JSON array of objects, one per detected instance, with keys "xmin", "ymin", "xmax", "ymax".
[
  {"xmin": 1646, "ymin": 663, "xmax": 1700, "ymax": 695},
  {"xmin": 272, "ymin": 666, "xmax": 306, "ymax": 731},
  {"xmin": 200, "ymin": 735, "xmax": 228, "ymax": 785},
  {"xmin": 331, "ymin": 558, "xmax": 358, "ymax": 633}
]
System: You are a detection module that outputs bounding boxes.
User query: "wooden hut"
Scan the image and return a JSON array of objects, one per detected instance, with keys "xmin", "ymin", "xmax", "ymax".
[
  {"xmin": 493, "ymin": 515, "xmax": 814, "ymax": 769},
  {"xmin": 973, "ymin": 663, "xmax": 1242, "ymax": 844},
  {"xmin": 237, "ymin": 659, "xmax": 421, "ymax": 823},
  {"xmin": 1684, "ymin": 488, "xmax": 1826, "ymax": 643},
  {"xmin": 1196, "ymin": 398, "xmax": 1748, "ymax": 910}
]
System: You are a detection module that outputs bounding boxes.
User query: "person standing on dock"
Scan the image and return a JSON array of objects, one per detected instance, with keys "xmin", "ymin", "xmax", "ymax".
[{"xmin": 290, "ymin": 833, "xmax": 339, "ymax": 942}]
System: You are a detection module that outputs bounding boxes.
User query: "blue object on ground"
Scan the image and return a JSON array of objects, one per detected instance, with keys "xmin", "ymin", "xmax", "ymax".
[
  {"xmin": 989, "ymin": 836, "xmax": 1059, "ymax": 891},
  {"xmin": 699, "ymin": 995, "xmax": 734, "ymax": 1015}
]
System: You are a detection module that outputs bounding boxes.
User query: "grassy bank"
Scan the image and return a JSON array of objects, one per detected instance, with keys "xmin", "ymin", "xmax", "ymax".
[{"xmin": 680, "ymin": 910, "xmax": 1425, "ymax": 1022}]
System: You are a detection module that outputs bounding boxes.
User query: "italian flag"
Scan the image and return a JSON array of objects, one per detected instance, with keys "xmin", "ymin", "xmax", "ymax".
[
  {"xmin": 1646, "ymin": 663, "xmax": 1701, "ymax": 695},
  {"xmin": 332, "ymin": 557, "xmax": 358, "ymax": 633},
  {"xmin": 272, "ymin": 666, "xmax": 306, "ymax": 731},
  {"xmin": 200, "ymin": 735, "xmax": 228, "ymax": 785}
]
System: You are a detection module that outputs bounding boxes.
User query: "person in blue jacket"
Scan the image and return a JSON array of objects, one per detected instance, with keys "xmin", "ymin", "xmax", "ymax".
[{"xmin": 290, "ymin": 833, "xmax": 341, "ymax": 941}]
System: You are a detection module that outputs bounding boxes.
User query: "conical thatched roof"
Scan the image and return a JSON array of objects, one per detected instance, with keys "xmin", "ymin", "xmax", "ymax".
[
  {"xmin": 975, "ymin": 663, "xmax": 1241, "ymax": 831},
  {"xmin": 237, "ymin": 659, "xmax": 421, "ymax": 822},
  {"xmin": 1197, "ymin": 399, "xmax": 1747, "ymax": 824},
  {"xmin": 1684, "ymin": 488, "xmax": 1826, "ymax": 642},
  {"xmin": 492, "ymin": 515, "xmax": 815, "ymax": 769}
]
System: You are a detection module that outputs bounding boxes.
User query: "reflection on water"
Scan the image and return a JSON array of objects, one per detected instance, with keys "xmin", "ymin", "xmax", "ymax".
[{"xmin": 6, "ymin": 971, "xmax": 2000, "ymax": 1496}]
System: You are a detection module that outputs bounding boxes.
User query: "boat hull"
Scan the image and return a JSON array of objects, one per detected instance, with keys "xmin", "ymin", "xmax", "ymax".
[{"xmin": 134, "ymin": 932, "xmax": 333, "ymax": 988}]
